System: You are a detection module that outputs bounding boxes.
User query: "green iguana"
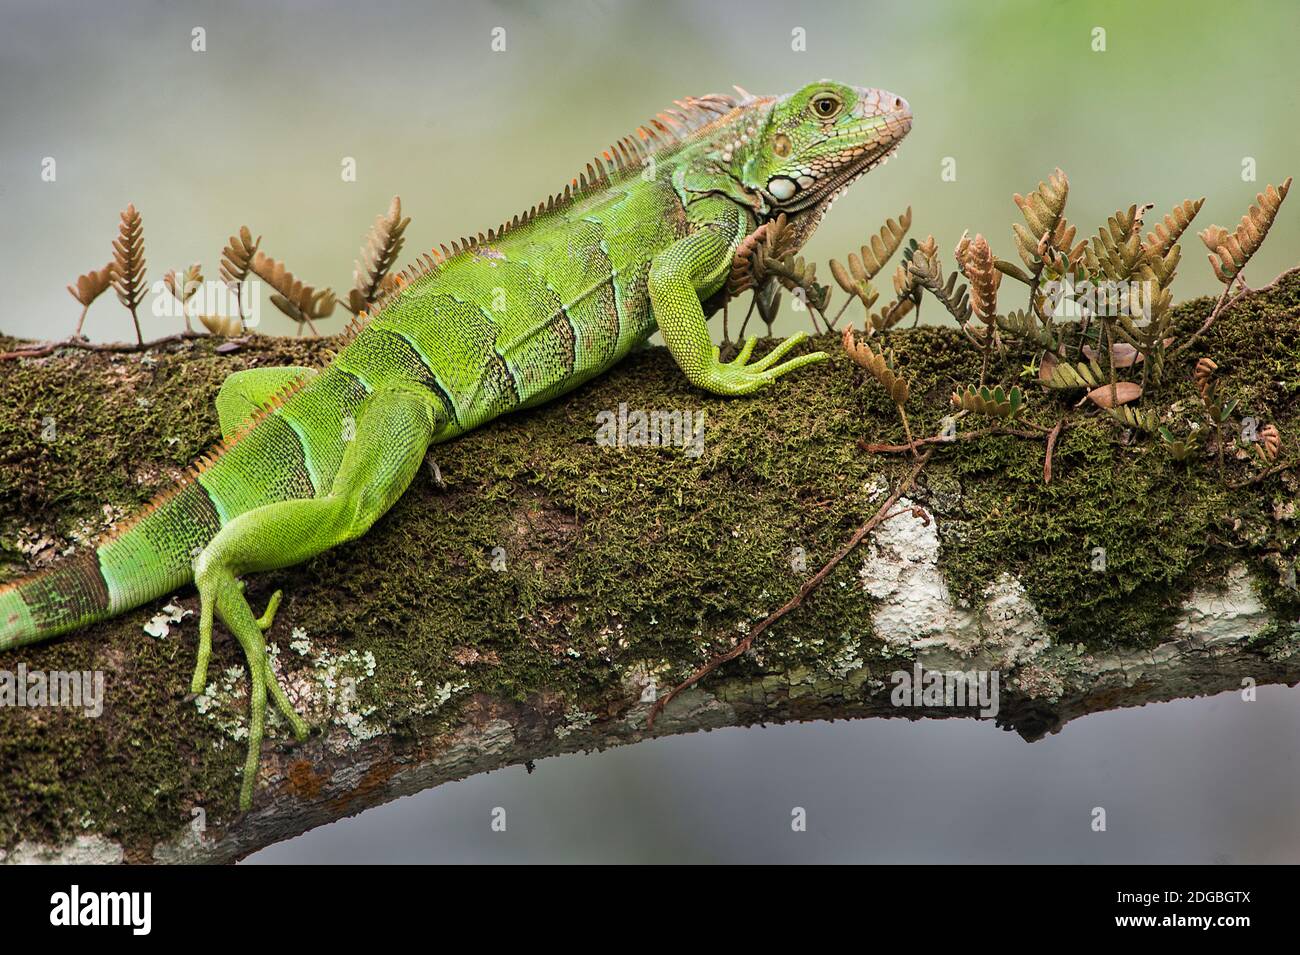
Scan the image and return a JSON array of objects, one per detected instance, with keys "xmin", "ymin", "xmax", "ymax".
[{"xmin": 0, "ymin": 80, "xmax": 911, "ymax": 809}]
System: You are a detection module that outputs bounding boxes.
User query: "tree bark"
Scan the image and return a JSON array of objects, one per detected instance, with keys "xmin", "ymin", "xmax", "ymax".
[{"xmin": 1, "ymin": 276, "xmax": 1298, "ymax": 863}]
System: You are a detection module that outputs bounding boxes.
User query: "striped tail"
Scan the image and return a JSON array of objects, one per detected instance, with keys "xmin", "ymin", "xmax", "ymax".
[
  {"xmin": 0, "ymin": 478, "xmax": 222, "ymax": 650},
  {"xmin": 0, "ymin": 364, "xmax": 326, "ymax": 651}
]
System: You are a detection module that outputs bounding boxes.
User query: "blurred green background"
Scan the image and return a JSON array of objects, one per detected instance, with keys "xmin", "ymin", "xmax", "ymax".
[{"xmin": 2, "ymin": 0, "xmax": 1297, "ymax": 343}]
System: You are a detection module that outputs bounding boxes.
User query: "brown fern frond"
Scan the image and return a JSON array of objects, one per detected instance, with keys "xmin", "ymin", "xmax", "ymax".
[
  {"xmin": 763, "ymin": 254, "xmax": 829, "ymax": 312},
  {"xmin": 220, "ymin": 226, "xmax": 261, "ymax": 325},
  {"xmin": 891, "ymin": 257, "xmax": 919, "ymax": 301},
  {"xmin": 842, "ymin": 325, "xmax": 909, "ymax": 405},
  {"xmin": 1198, "ymin": 225, "xmax": 1229, "ymax": 255},
  {"xmin": 727, "ymin": 213, "xmax": 798, "ymax": 297},
  {"xmin": 68, "ymin": 263, "xmax": 116, "ymax": 307},
  {"xmin": 67, "ymin": 262, "xmax": 117, "ymax": 337},
  {"xmin": 996, "ymin": 309, "xmax": 1062, "ymax": 352},
  {"xmin": 828, "ymin": 258, "xmax": 878, "ymax": 311},
  {"xmin": 1256, "ymin": 423, "xmax": 1281, "ymax": 462},
  {"xmin": 1201, "ymin": 178, "xmax": 1292, "ymax": 283},
  {"xmin": 220, "ymin": 227, "xmax": 260, "ymax": 287},
  {"xmin": 1084, "ymin": 205, "xmax": 1147, "ymax": 282},
  {"xmin": 199, "ymin": 313, "xmax": 244, "ymax": 336},
  {"xmin": 1130, "ymin": 203, "xmax": 1155, "ymax": 238},
  {"xmin": 1012, "ymin": 168, "xmax": 1070, "ymax": 275},
  {"xmin": 110, "ymin": 204, "xmax": 146, "ymax": 344},
  {"xmin": 348, "ymin": 196, "xmax": 411, "ymax": 314},
  {"xmin": 850, "ymin": 207, "xmax": 913, "ymax": 281},
  {"xmin": 907, "ymin": 235, "xmax": 970, "ymax": 322},
  {"xmin": 163, "ymin": 263, "xmax": 203, "ymax": 304},
  {"xmin": 251, "ymin": 251, "xmax": 337, "ymax": 335},
  {"xmin": 1144, "ymin": 198, "xmax": 1205, "ymax": 256},
  {"xmin": 868, "ymin": 297, "xmax": 914, "ymax": 333},
  {"xmin": 163, "ymin": 263, "xmax": 204, "ymax": 333},
  {"xmin": 1042, "ymin": 354, "xmax": 1107, "ymax": 391},
  {"xmin": 1193, "ymin": 356, "xmax": 1217, "ymax": 398},
  {"xmin": 953, "ymin": 232, "xmax": 1001, "ymax": 322},
  {"xmin": 1109, "ymin": 405, "xmax": 1161, "ymax": 433},
  {"xmin": 951, "ymin": 384, "xmax": 1025, "ymax": 420}
]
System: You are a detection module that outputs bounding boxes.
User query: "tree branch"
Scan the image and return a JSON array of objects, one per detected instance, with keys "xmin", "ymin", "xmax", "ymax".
[{"xmin": 1, "ymin": 275, "xmax": 1298, "ymax": 863}]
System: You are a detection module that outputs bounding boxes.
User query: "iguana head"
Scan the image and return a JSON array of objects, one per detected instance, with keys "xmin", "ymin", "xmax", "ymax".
[
  {"xmin": 710, "ymin": 81, "xmax": 911, "ymax": 242},
  {"xmin": 745, "ymin": 80, "xmax": 911, "ymax": 211}
]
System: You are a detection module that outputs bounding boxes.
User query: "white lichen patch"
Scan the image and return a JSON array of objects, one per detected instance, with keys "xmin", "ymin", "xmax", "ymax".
[
  {"xmin": 406, "ymin": 677, "xmax": 470, "ymax": 719},
  {"xmin": 863, "ymin": 473, "xmax": 890, "ymax": 502},
  {"xmin": 1086, "ymin": 564, "xmax": 1275, "ymax": 686},
  {"xmin": 143, "ymin": 599, "xmax": 191, "ymax": 639},
  {"xmin": 619, "ymin": 660, "xmax": 673, "ymax": 711},
  {"xmin": 825, "ymin": 635, "xmax": 864, "ymax": 679},
  {"xmin": 859, "ymin": 496, "xmax": 974, "ymax": 649},
  {"xmin": 192, "ymin": 626, "xmax": 407, "ymax": 748},
  {"xmin": 858, "ymin": 498, "xmax": 1049, "ymax": 671},
  {"xmin": 274, "ymin": 635, "xmax": 382, "ymax": 743},
  {"xmin": 1, "ymin": 834, "xmax": 124, "ymax": 865},
  {"xmin": 1171, "ymin": 564, "xmax": 1270, "ymax": 647},
  {"xmin": 554, "ymin": 706, "xmax": 596, "ymax": 739},
  {"xmin": 194, "ymin": 665, "xmax": 253, "ymax": 741}
]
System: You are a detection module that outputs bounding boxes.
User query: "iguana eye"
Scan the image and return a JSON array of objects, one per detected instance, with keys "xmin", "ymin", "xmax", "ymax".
[{"xmin": 812, "ymin": 95, "xmax": 841, "ymax": 119}]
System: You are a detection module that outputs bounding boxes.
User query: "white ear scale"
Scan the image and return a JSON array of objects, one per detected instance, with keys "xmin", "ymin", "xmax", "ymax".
[{"xmin": 768, "ymin": 177, "xmax": 797, "ymax": 201}]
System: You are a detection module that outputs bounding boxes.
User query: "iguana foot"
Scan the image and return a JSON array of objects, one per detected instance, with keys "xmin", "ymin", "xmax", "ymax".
[
  {"xmin": 193, "ymin": 561, "xmax": 308, "ymax": 811},
  {"xmin": 700, "ymin": 332, "xmax": 827, "ymax": 395}
]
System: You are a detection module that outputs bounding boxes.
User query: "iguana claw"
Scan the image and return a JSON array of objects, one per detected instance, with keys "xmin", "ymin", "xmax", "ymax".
[
  {"xmin": 701, "ymin": 333, "xmax": 827, "ymax": 395},
  {"xmin": 194, "ymin": 562, "xmax": 308, "ymax": 810}
]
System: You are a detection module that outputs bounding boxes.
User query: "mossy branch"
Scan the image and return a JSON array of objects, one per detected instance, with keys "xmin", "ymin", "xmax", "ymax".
[{"xmin": 1, "ymin": 274, "xmax": 1298, "ymax": 862}]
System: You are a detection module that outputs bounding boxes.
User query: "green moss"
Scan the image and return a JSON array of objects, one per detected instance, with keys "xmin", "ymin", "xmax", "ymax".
[{"xmin": 1, "ymin": 274, "xmax": 1298, "ymax": 855}]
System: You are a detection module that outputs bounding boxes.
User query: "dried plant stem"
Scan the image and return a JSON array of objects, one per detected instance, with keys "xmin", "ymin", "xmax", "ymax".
[
  {"xmin": 0, "ymin": 331, "xmax": 215, "ymax": 362},
  {"xmin": 1103, "ymin": 319, "xmax": 1119, "ymax": 408},
  {"xmin": 897, "ymin": 403, "xmax": 916, "ymax": 457},
  {"xmin": 1043, "ymin": 419, "xmax": 1066, "ymax": 484},
  {"xmin": 646, "ymin": 449, "xmax": 934, "ymax": 729},
  {"xmin": 735, "ymin": 294, "xmax": 759, "ymax": 342},
  {"xmin": 1226, "ymin": 459, "xmax": 1297, "ymax": 489},
  {"xmin": 803, "ymin": 300, "xmax": 826, "ymax": 335},
  {"xmin": 73, "ymin": 304, "xmax": 92, "ymax": 339},
  {"xmin": 1172, "ymin": 265, "xmax": 1300, "ymax": 358},
  {"xmin": 859, "ymin": 425, "xmax": 1048, "ymax": 455},
  {"xmin": 830, "ymin": 296, "xmax": 854, "ymax": 327}
]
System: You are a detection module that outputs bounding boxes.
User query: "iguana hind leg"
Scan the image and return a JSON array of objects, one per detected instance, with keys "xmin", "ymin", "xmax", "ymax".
[
  {"xmin": 215, "ymin": 366, "xmax": 317, "ymax": 440},
  {"xmin": 191, "ymin": 386, "xmax": 442, "ymax": 809}
]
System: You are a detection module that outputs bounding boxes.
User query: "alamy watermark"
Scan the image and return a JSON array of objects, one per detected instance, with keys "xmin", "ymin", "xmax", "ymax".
[
  {"xmin": 1041, "ymin": 278, "xmax": 1153, "ymax": 322},
  {"xmin": 890, "ymin": 663, "xmax": 999, "ymax": 718},
  {"xmin": 595, "ymin": 402, "xmax": 705, "ymax": 457},
  {"xmin": 50, "ymin": 885, "xmax": 150, "ymax": 935},
  {"xmin": 0, "ymin": 664, "xmax": 104, "ymax": 717}
]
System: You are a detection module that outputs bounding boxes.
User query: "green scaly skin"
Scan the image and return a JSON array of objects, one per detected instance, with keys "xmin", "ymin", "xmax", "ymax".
[{"xmin": 0, "ymin": 81, "xmax": 911, "ymax": 809}]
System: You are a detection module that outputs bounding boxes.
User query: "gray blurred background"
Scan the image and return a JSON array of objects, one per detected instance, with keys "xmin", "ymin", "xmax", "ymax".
[
  {"xmin": 2, "ymin": 0, "xmax": 1297, "ymax": 341},
  {"xmin": 1, "ymin": 0, "xmax": 1297, "ymax": 862}
]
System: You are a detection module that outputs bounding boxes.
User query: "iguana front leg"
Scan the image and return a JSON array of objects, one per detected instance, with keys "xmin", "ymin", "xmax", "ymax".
[
  {"xmin": 649, "ymin": 201, "xmax": 827, "ymax": 396},
  {"xmin": 191, "ymin": 386, "xmax": 442, "ymax": 809}
]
